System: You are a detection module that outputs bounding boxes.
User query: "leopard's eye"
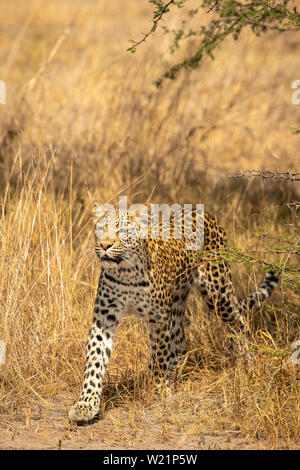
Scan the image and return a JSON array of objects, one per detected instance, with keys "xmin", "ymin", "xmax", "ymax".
[
  {"xmin": 118, "ymin": 228, "xmax": 127, "ymax": 239},
  {"xmin": 96, "ymin": 225, "xmax": 105, "ymax": 236}
]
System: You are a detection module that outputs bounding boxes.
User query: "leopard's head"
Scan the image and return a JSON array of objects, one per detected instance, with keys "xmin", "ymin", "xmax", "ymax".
[{"xmin": 93, "ymin": 204, "xmax": 148, "ymax": 266}]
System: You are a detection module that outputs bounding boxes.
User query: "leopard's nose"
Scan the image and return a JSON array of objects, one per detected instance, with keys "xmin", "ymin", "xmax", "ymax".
[{"xmin": 99, "ymin": 242, "xmax": 113, "ymax": 250}]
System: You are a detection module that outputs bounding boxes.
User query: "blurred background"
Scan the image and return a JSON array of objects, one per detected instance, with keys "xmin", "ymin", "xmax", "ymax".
[{"xmin": 0, "ymin": 0, "xmax": 299, "ymax": 204}]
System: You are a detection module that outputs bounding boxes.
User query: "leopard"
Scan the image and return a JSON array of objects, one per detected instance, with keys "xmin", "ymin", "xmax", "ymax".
[{"xmin": 68, "ymin": 203, "xmax": 278, "ymax": 424}]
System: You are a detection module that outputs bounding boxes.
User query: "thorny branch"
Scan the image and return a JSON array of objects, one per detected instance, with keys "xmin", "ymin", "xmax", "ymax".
[
  {"xmin": 229, "ymin": 168, "xmax": 300, "ymax": 182},
  {"xmin": 127, "ymin": 0, "xmax": 175, "ymax": 52},
  {"xmin": 225, "ymin": 248, "xmax": 300, "ymax": 274}
]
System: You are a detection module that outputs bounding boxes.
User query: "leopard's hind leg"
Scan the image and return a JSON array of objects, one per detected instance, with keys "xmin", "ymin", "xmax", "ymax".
[{"xmin": 194, "ymin": 262, "xmax": 278, "ymax": 339}]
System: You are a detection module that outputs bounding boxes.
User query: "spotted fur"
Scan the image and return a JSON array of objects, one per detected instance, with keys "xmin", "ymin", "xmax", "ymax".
[{"xmin": 68, "ymin": 205, "xmax": 278, "ymax": 424}]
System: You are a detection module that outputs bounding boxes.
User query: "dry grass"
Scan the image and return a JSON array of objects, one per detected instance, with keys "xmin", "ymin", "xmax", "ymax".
[{"xmin": 0, "ymin": 0, "xmax": 299, "ymax": 450}]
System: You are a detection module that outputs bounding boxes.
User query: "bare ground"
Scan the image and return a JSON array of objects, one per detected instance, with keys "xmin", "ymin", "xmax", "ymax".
[{"xmin": 0, "ymin": 395, "xmax": 297, "ymax": 451}]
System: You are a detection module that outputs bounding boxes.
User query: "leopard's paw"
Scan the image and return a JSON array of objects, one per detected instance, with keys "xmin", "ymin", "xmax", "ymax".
[{"xmin": 68, "ymin": 400, "xmax": 100, "ymax": 425}]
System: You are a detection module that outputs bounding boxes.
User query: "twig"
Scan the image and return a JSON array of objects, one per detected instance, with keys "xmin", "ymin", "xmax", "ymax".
[
  {"xmin": 245, "ymin": 249, "xmax": 299, "ymax": 255},
  {"xmin": 128, "ymin": 1, "xmax": 175, "ymax": 51},
  {"xmin": 260, "ymin": 231, "xmax": 299, "ymax": 245},
  {"xmin": 229, "ymin": 168, "xmax": 300, "ymax": 182},
  {"xmin": 207, "ymin": 1, "xmax": 219, "ymax": 13},
  {"xmin": 226, "ymin": 248, "xmax": 300, "ymax": 274},
  {"xmin": 284, "ymin": 201, "xmax": 300, "ymax": 209}
]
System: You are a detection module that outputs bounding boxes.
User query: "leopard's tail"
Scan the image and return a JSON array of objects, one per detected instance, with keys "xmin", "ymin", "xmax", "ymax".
[{"xmin": 239, "ymin": 271, "xmax": 279, "ymax": 313}]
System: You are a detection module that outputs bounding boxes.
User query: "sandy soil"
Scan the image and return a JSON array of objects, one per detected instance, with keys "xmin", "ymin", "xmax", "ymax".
[{"xmin": 0, "ymin": 395, "xmax": 295, "ymax": 451}]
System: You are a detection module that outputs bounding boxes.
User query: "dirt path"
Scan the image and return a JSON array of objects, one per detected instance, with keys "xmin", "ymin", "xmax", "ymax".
[{"xmin": 0, "ymin": 396, "xmax": 291, "ymax": 450}]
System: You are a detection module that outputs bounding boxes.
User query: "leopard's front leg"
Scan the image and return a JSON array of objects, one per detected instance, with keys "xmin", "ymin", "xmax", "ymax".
[{"xmin": 68, "ymin": 274, "xmax": 124, "ymax": 424}]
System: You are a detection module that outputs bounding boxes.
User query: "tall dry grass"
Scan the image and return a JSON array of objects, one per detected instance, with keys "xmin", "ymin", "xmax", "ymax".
[{"xmin": 0, "ymin": 0, "xmax": 299, "ymax": 449}]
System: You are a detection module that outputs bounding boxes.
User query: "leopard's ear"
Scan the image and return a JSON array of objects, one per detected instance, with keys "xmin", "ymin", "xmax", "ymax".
[{"xmin": 93, "ymin": 202, "xmax": 107, "ymax": 221}]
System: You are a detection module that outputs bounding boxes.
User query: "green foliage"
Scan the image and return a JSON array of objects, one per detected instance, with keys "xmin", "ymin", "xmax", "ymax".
[
  {"xmin": 291, "ymin": 127, "xmax": 300, "ymax": 135},
  {"xmin": 191, "ymin": 229, "xmax": 300, "ymax": 296},
  {"xmin": 128, "ymin": 1, "xmax": 300, "ymax": 87}
]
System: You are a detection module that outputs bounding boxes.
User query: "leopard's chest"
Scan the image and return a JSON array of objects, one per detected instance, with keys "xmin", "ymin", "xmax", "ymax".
[{"xmin": 102, "ymin": 262, "xmax": 154, "ymax": 319}]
